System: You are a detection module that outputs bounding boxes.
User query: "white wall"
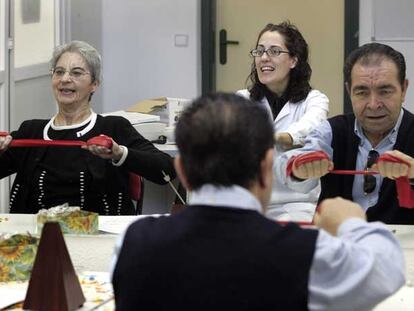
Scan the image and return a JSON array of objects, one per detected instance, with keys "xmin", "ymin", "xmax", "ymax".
[
  {"xmin": 71, "ymin": 0, "xmax": 201, "ymax": 113},
  {"xmin": 359, "ymin": 0, "xmax": 414, "ymax": 113},
  {"xmin": 70, "ymin": 0, "xmax": 103, "ymax": 113}
]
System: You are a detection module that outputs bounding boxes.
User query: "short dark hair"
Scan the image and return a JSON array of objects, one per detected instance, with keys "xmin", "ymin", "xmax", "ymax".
[
  {"xmin": 175, "ymin": 93, "xmax": 274, "ymax": 190},
  {"xmin": 248, "ymin": 21, "xmax": 312, "ymax": 103},
  {"xmin": 344, "ymin": 42, "xmax": 406, "ymax": 87}
]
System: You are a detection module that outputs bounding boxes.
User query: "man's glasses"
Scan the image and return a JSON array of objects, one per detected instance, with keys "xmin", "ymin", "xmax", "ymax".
[
  {"xmin": 51, "ymin": 68, "xmax": 91, "ymax": 80},
  {"xmin": 364, "ymin": 149, "xmax": 380, "ymax": 194},
  {"xmin": 250, "ymin": 46, "xmax": 290, "ymax": 58}
]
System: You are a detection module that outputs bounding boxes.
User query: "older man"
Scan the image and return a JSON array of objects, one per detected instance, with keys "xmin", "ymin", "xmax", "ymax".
[
  {"xmin": 111, "ymin": 93, "xmax": 404, "ymax": 310},
  {"xmin": 277, "ymin": 42, "xmax": 414, "ymax": 224}
]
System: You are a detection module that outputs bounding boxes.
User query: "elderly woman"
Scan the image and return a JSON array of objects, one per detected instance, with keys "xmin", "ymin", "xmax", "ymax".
[
  {"xmin": 237, "ymin": 22, "xmax": 329, "ymax": 221},
  {"xmin": 0, "ymin": 41, "xmax": 175, "ymax": 215}
]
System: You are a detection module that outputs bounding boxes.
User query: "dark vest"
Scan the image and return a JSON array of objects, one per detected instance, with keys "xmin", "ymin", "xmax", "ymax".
[
  {"xmin": 319, "ymin": 110, "xmax": 414, "ymax": 224},
  {"xmin": 112, "ymin": 205, "xmax": 318, "ymax": 311}
]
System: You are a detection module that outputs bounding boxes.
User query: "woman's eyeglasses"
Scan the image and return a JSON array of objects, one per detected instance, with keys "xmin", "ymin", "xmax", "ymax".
[
  {"xmin": 364, "ymin": 149, "xmax": 380, "ymax": 194},
  {"xmin": 250, "ymin": 46, "xmax": 290, "ymax": 58},
  {"xmin": 51, "ymin": 68, "xmax": 91, "ymax": 80}
]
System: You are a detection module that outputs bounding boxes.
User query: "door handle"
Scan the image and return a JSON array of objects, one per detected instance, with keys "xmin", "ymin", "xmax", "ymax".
[{"xmin": 219, "ymin": 29, "xmax": 239, "ymax": 65}]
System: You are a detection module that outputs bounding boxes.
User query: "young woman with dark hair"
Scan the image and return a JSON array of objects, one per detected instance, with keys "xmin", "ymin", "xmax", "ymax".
[{"xmin": 238, "ymin": 21, "xmax": 329, "ymax": 221}]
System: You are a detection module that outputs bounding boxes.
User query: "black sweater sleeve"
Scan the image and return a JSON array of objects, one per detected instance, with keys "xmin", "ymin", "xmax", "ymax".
[
  {"xmin": 0, "ymin": 120, "xmax": 45, "ymax": 179},
  {"xmin": 104, "ymin": 116, "xmax": 176, "ymax": 185}
]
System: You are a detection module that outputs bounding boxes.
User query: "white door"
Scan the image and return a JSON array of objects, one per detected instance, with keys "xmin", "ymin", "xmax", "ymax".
[
  {"xmin": 0, "ymin": 0, "xmax": 9, "ymax": 212},
  {"xmin": 215, "ymin": 0, "xmax": 345, "ymax": 117},
  {"xmin": 10, "ymin": 0, "xmax": 58, "ymax": 129},
  {"xmin": 0, "ymin": 0, "xmax": 61, "ymax": 212}
]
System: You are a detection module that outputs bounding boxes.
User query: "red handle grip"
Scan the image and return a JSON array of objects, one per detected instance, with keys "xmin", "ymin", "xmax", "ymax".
[
  {"xmin": 377, "ymin": 153, "xmax": 413, "ymax": 208},
  {"xmin": 286, "ymin": 151, "xmax": 330, "ymax": 177}
]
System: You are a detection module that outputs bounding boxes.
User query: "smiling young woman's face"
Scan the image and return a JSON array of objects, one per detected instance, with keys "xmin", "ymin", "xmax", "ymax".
[
  {"xmin": 52, "ymin": 52, "xmax": 98, "ymax": 108},
  {"xmin": 254, "ymin": 31, "xmax": 297, "ymax": 95}
]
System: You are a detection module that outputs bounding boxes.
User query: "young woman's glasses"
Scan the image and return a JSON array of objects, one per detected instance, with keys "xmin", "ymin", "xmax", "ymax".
[
  {"xmin": 51, "ymin": 68, "xmax": 91, "ymax": 80},
  {"xmin": 250, "ymin": 46, "xmax": 290, "ymax": 58},
  {"xmin": 364, "ymin": 150, "xmax": 380, "ymax": 194}
]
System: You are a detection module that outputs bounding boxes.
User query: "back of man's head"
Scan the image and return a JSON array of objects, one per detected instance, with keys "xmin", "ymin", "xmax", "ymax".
[
  {"xmin": 344, "ymin": 42, "xmax": 406, "ymax": 87},
  {"xmin": 175, "ymin": 92, "xmax": 274, "ymax": 190}
]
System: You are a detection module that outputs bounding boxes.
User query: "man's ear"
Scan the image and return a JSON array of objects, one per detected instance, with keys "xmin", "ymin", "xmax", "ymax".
[
  {"xmin": 174, "ymin": 155, "xmax": 191, "ymax": 191},
  {"xmin": 259, "ymin": 148, "xmax": 274, "ymax": 188}
]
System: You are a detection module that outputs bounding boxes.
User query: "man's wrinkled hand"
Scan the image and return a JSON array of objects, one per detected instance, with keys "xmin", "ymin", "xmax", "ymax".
[
  {"xmin": 373, "ymin": 150, "xmax": 414, "ymax": 179},
  {"xmin": 314, "ymin": 197, "xmax": 366, "ymax": 235},
  {"xmin": 292, "ymin": 157, "xmax": 333, "ymax": 180}
]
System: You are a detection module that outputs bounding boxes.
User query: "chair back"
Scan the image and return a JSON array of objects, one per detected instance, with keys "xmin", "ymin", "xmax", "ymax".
[{"xmin": 129, "ymin": 172, "xmax": 144, "ymax": 214}]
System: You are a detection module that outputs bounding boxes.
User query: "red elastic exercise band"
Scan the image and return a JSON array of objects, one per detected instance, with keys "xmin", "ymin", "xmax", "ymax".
[
  {"xmin": 377, "ymin": 153, "xmax": 414, "ymax": 209},
  {"xmin": 0, "ymin": 132, "xmax": 113, "ymax": 149},
  {"xmin": 286, "ymin": 150, "xmax": 414, "ymax": 209},
  {"xmin": 276, "ymin": 220, "xmax": 314, "ymax": 227}
]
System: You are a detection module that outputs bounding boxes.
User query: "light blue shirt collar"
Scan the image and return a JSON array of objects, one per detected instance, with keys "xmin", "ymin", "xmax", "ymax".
[
  {"xmin": 354, "ymin": 109, "xmax": 404, "ymax": 146},
  {"xmin": 189, "ymin": 184, "xmax": 263, "ymax": 213},
  {"xmin": 351, "ymin": 109, "xmax": 404, "ymax": 210}
]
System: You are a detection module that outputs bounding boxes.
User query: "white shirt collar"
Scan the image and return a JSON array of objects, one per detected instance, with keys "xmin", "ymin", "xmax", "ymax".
[
  {"xmin": 189, "ymin": 184, "xmax": 263, "ymax": 213},
  {"xmin": 43, "ymin": 111, "xmax": 97, "ymax": 140}
]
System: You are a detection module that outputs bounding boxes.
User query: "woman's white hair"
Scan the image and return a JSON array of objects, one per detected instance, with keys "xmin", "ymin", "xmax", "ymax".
[{"xmin": 50, "ymin": 40, "xmax": 101, "ymax": 83}]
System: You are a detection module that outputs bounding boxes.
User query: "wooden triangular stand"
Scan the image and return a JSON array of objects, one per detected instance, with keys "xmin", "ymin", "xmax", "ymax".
[{"xmin": 23, "ymin": 222, "xmax": 85, "ymax": 311}]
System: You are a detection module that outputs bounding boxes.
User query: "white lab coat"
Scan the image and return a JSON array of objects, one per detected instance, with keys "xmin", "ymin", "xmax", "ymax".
[{"xmin": 237, "ymin": 89, "xmax": 329, "ymax": 221}]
